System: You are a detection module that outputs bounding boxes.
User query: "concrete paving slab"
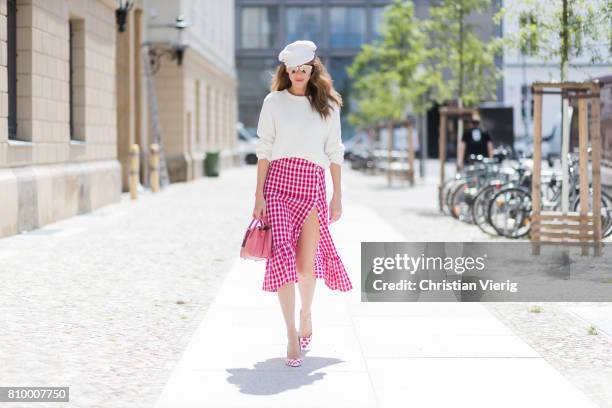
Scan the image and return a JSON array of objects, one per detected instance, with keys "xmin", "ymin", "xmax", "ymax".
[
  {"xmin": 367, "ymin": 357, "xmax": 599, "ymax": 408},
  {"xmin": 351, "ymin": 315, "xmax": 517, "ymax": 336},
  {"xmin": 154, "ymin": 203, "xmax": 599, "ymax": 408},
  {"xmin": 155, "ymin": 369, "xmax": 377, "ymax": 408},
  {"xmin": 566, "ymin": 305, "xmax": 612, "ymax": 338}
]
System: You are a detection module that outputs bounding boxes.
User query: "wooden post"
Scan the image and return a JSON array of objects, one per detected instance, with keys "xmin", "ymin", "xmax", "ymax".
[
  {"xmin": 387, "ymin": 120, "xmax": 393, "ymax": 187},
  {"xmin": 438, "ymin": 112, "xmax": 447, "ymax": 211},
  {"xmin": 407, "ymin": 121, "xmax": 415, "ymax": 186},
  {"xmin": 578, "ymin": 97, "xmax": 590, "ymax": 241},
  {"xmin": 368, "ymin": 127, "xmax": 375, "ymax": 175},
  {"xmin": 149, "ymin": 143, "xmax": 160, "ymax": 193},
  {"xmin": 590, "ymin": 85, "xmax": 603, "ymax": 253},
  {"xmin": 528, "ymin": 82, "xmax": 602, "ymax": 249},
  {"xmin": 531, "ymin": 88, "xmax": 543, "ymax": 250},
  {"xmin": 129, "ymin": 144, "xmax": 140, "ymax": 200}
]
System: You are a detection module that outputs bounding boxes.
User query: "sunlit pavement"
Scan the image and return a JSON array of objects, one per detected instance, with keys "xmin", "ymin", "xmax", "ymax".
[
  {"xmin": 0, "ymin": 160, "xmax": 606, "ymax": 407},
  {"xmin": 154, "ymin": 169, "xmax": 600, "ymax": 407}
]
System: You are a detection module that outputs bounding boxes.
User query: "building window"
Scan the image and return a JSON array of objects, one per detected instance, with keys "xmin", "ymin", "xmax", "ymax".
[
  {"xmin": 236, "ymin": 57, "xmax": 278, "ymax": 131},
  {"xmin": 206, "ymin": 84, "xmax": 211, "ymax": 146},
  {"xmin": 7, "ymin": 0, "xmax": 17, "ymax": 139},
  {"xmin": 195, "ymin": 80, "xmax": 201, "ymax": 150},
  {"xmin": 237, "ymin": 57, "xmax": 278, "ymax": 102},
  {"xmin": 69, "ymin": 20, "xmax": 74, "ymax": 139},
  {"xmin": 241, "ymin": 6, "xmax": 278, "ymax": 49},
  {"xmin": 68, "ymin": 18, "xmax": 85, "ymax": 141},
  {"xmin": 372, "ymin": 6, "xmax": 388, "ymax": 41},
  {"xmin": 285, "ymin": 7, "xmax": 322, "ymax": 45},
  {"xmin": 330, "ymin": 7, "xmax": 366, "ymax": 49},
  {"xmin": 329, "ymin": 57, "xmax": 356, "ymax": 140}
]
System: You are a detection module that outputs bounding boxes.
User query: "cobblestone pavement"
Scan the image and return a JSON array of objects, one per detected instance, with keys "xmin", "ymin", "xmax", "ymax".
[
  {"xmin": 0, "ymin": 166, "xmax": 257, "ymax": 408},
  {"xmin": 343, "ymin": 161, "xmax": 612, "ymax": 408},
  {"xmin": 1, "ymin": 160, "xmax": 610, "ymax": 408},
  {"xmin": 485, "ymin": 302, "xmax": 612, "ymax": 408}
]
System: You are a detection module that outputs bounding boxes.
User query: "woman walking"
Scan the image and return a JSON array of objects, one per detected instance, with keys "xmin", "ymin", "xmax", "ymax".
[{"xmin": 252, "ymin": 40, "xmax": 353, "ymax": 368}]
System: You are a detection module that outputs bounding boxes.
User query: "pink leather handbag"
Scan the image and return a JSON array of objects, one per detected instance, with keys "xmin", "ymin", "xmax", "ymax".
[{"xmin": 240, "ymin": 216, "xmax": 272, "ymax": 261}]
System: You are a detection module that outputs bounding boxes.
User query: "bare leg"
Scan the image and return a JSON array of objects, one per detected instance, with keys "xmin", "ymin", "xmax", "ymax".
[
  {"xmin": 277, "ymin": 282, "xmax": 300, "ymax": 359},
  {"xmin": 296, "ymin": 206, "xmax": 320, "ymax": 337}
]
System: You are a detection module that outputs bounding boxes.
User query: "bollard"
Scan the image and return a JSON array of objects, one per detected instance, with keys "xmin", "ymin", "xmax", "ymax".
[
  {"xmin": 129, "ymin": 144, "xmax": 140, "ymax": 200},
  {"xmin": 149, "ymin": 143, "xmax": 160, "ymax": 193}
]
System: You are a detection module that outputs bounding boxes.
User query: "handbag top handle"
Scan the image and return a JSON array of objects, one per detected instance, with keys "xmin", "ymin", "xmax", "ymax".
[{"xmin": 241, "ymin": 216, "xmax": 270, "ymax": 248}]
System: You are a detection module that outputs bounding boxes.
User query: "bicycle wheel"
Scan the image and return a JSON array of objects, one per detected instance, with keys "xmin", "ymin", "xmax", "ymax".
[
  {"xmin": 488, "ymin": 187, "xmax": 532, "ymax": 239},
  {"xmin": 448, "ymin": 181, "xmax": 468, "ymax": 220},
  {"xmin": 450, "ymin": 182, "xmax": 479, "ymax": 223},
  {"xmin": 571, "ymin": 190, "xmax": 612, "ymax": 238},
  {"xmin": 440, "ymin": 178, "xmax": 462, "ymax": 216},
  {"xmin": 472, "ymin": 184, "xmax": 501, "ymax": 236}
]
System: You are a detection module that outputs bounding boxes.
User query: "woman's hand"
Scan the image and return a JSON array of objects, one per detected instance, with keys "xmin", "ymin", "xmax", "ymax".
[
  {"xmin": 329, "ymin": 193, "xmax": 342, "ymax": 224},
  {"xmin": 253, "ymin": 194, "xmax": 267, "ymax": 220}
]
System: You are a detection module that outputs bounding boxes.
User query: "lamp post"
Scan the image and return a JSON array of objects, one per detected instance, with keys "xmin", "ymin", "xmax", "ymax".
[
  {"xmin": 115, "ymin": 0, "xmax": 133, "ymax": 33},
  {"xmin": 115, "ymin": 3, "xmax": 190, "ymax": 73},
  {"xmin": 146, "ymin": 15, "xmax": 190, "ymax": 74}
]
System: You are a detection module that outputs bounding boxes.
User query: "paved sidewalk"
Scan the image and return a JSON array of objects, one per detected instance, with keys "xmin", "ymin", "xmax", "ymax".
[
  {"xmin": 154, "ymin": 200, "xmax": 600, "ymax": 408},
  {"xmin": 0, "ymin": 167, "xmax": 255, "ymax": 408}
]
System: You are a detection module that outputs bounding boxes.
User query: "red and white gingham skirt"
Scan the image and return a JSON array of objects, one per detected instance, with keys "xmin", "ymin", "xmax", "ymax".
[{"xmin": 262, "ymin": 157, "xmax": 353, "ymax": 292}]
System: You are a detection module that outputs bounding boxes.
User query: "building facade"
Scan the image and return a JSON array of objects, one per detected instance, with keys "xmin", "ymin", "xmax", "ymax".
[
  {"xmin": 236, "ymin": 0, "xmax": 393, "ymax": 142},
  {"xmin": 145, "ymin": 0, "xmax": 238, "ymax": 182},
  {"xmin": 235, "ymin": 0, "xmax": 503, "ymax": 143},
  {"xmin": 0, "ymin": 0, "xmax": 120, "ymax": 238},
  {"xmin": 0, "ymin": 0, "xmax": 238, "ymax": 239}
]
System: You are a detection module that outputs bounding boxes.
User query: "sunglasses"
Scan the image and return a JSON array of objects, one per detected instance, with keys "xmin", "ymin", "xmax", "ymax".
[{"xmin": 287, "ymin": 64, "xmax": 313, "ymax": 75}]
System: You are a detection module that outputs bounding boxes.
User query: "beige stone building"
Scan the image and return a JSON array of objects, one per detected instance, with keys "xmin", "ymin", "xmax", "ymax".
[
  {"xmin": 0, "ymin": 0, "xmax": 120, "ymax": 238},
  {"xmin": 0, "ymin": 0, "xmax": 238, "ymax": 239},
  {"xmin": 144, "ymin": 0, "xmax": 238, "ymax": 182}
]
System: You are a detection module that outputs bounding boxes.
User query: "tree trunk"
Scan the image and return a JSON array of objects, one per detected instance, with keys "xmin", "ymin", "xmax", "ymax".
[
  {"xmin": 457, "ymin": 3, "xmax": 465, "ymax": 166},
  {"xmin": 560, "ymin": 0, "xmax": 570, "ymax": 212}
]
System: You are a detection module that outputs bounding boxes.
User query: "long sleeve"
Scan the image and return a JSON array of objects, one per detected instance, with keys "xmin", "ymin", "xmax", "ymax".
[
  {"xmin": 255, "ymin": 96, "xmax": 276, "ymax": 161},
  {"xmin": 324, "ymin": 104, "xmax": 345, "ymax": 166}
]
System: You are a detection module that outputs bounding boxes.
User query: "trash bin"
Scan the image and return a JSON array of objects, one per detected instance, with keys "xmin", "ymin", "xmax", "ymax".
[{"xmin": 204, "ymin": 150, "xmax": 221, "ymax": 177}]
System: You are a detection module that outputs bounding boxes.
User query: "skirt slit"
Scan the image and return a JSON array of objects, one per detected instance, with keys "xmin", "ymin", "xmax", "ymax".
[
  {"xmin": 294, "ymin": 200, "xmax": 322, "ymax": 276},
  {"xmin": 262, "ymin": 157, "xmax": 353, "ymax": 292}
]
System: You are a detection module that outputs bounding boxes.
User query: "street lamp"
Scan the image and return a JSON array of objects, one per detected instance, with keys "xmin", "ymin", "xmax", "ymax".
[
  {"xmin": 146, "ymin": 15, "xmax": 190, "ymax": 74},
  {"xmin": 115, "ymin": 0, "xmax": 133, "ymax": 33}
]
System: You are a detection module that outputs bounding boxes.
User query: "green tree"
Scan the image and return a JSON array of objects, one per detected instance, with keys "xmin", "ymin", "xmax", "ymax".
[
  {"xmin": 497, "ymin": 0, "xmax": 612, "ymax": 212},
  {"xmin": 346, "ymin": 0, "xmax": 430, "ymax": 128},
  {"xmin": 425, "ymin": 0, "xmax": 502, "ymax": 108}
]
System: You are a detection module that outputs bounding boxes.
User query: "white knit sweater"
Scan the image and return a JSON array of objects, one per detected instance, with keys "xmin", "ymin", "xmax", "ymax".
[{"xmin": 255, "ymin": 89, "xmax": 345, "ymax": 168}]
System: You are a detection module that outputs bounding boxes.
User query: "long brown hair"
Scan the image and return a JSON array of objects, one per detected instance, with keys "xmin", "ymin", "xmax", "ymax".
[{"xmin": 271, "ymin": 56, "xmax": 343, "ymax": 120}]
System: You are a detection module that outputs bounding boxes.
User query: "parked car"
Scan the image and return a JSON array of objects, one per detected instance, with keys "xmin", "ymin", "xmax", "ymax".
[
  {"xmin": 345, "ymin": 126, "xmax": 420, "ymax": 172},
  {"xmin": 344, "ymin": 131, "xmax": 371, "ymax": 170},
  {"xmin": 236, "ymin": 122, "xmax": 259, "ymax": 165},
  {"xmin": 372, "ymin": 125, "xmax": 420, "ymax": 172}
]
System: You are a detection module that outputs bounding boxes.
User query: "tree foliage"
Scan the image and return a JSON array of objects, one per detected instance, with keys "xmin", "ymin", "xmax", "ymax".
[
  {"xmin": 425, "ymin": 0, "xmax": 502, "ymax": 107},
  {"xmin": 347, "ymin": 0, "xmax": 502, "ymax": 127},
  {"xmin": 347, "ymin": 0, "xmax": 430, "ymax": 127},
  {"xmin": 496, "ymin": 0, "xmax": 612, "ymax": 80}
]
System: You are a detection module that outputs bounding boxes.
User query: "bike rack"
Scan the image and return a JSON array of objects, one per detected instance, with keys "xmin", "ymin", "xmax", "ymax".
[
  {"xmin": 438, "ymin": 106, "xmax": 478, "ymax": 211},
  {"xmin": 363, "ymin": 119, "xmax": 416, "ymax": 187},
  {"xmin": 531, "ymin": 81, "xmax": 603, "ymax": 254}
]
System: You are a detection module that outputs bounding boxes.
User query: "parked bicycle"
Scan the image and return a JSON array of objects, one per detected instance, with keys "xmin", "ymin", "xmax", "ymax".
[
  {"xmin": 440, "ymin": 150, "xmax": 612, "ymax": 239},
  {"xmin": 488, "ymin": 153, "xmax": 612, "ymax": 238}
]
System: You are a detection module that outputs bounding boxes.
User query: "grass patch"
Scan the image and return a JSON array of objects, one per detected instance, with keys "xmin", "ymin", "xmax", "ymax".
[{"xmin": 528, "ymin": 305, "xmax": 542, "ymax": 313}]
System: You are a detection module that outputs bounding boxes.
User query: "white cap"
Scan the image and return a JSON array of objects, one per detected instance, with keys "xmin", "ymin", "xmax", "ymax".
[{"xmin": 278, "ymin": 40, "xmax": 317, "ymax": 67}]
